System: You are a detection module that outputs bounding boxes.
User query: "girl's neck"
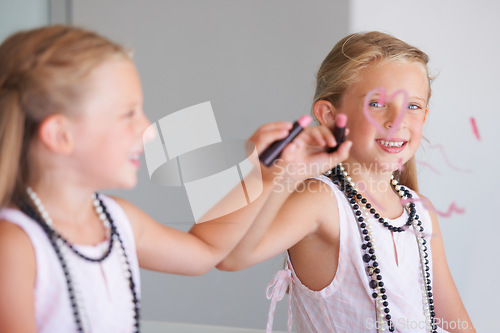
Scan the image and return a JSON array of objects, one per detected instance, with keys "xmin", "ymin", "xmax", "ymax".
[
  {"xmin": 27, "ymin": 153, "xmax": 99, "ymax": 225},
  {"xmin": 341, "ymin": 162, "xmax": 403, "ymax": 219},
  {"xmin": 27, "ymin": 177, "xmax": 110, "ymax": 246},
  {"xmin": 28, "ymin": 177, "xmax": 97, "ymax": 226},
  {"xmin": 343, "ymin": 162, "xmax": 393, "ymax": 190}
]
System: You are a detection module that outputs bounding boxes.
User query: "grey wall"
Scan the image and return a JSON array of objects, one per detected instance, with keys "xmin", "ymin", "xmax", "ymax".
[
  {"xmin": 69, "ymin": 0, "xmax": 350, "ymax": 331},
  {"xmin": 0, "ymin": 0, "xmax": 48, "ymax": 42}
]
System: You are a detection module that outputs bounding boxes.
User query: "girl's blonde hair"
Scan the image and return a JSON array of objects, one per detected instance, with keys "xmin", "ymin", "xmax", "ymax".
[
  {"xmin": 314, "ymin": 31, "xmax": 432, "ymax": 191},
  {"xmin": 0, "ymin": 25, "xmax": 130, "ymax": 208}
]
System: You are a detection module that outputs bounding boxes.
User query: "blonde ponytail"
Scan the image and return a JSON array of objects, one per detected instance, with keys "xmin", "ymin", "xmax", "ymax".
[{"xmin": 0, "ymin": 88, "xmax": 25, "ymax": 207}]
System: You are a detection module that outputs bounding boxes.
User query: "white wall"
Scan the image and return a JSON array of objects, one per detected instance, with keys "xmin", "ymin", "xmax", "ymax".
[{"xmin": 350, "ymin": 0, "xmax": 500, "ymax": 331}]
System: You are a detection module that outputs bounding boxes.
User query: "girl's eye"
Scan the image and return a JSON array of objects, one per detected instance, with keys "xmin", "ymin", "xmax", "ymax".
[
  {"xmin": 369, "ymin": 101, "xmax": 384, "ymax": 108},
  {"xmin": 125, "ymin": 110, "xmax": 136, "ymax": 118},
  {"xmin": 408, "ymin": 104, "xmax": 421, "ymax": 110}
]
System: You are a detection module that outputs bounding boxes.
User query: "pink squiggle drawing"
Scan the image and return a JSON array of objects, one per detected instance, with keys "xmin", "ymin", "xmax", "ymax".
[
  {"xmin": 357, "ymin": 185, "xmax": 465, "ymax": 219},
  {"xmin": 470, "ymin": 117, "xmax": 480, "ymax": 140},
  {"xmin": 415, "ymin": 159, "xmax": 441, "ymax": 175},
  {"xmin": 401, "ymin": 198, "xmax": 465, "ymax": 218},
  {"xmin": 434, "ymin": 202, "xmax": 466, "ymax": 217},
  {"xmin": 428, "ymin": 144, "xmax": 472, "ymax": 173},
  {"xmin": 363, "ymin": 87, "xmax": 409, "ymax": 139}
]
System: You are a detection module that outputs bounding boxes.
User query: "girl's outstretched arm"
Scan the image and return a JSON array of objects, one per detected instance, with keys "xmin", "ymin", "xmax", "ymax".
[
  {"xmin": 216, "ymin": 177, "xmax": 343, "ymax": 272},
  {"xmin": 217, "ymin": 129, "xmax": 351, "ymax": 271},
  {"xmin": 425, "ymin": 196, "xmax": 475, "ymax": 332},
  {"xmin": 118, "ymin": 123, "xmax": 349, "ymax": 276}
]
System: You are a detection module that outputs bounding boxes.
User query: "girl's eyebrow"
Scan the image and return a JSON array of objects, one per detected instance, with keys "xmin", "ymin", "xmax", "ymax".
[
  {"xmin": 410, "ymin": 96, "xmax": 427, "ymax": 102},
  {"xmin": 360, "ymin": 93, "xmax": 379, "ymax": 98},
  {"xmin": 358, "ymin": 93, "xmax": 428, "ymax": 104}
]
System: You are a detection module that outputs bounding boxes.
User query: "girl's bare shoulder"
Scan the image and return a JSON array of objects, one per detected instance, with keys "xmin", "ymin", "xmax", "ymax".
[
  {"xmin": 0, "ymin": 219, "xmax": 36, "ymax": 263},
  {"xmin": 294, "ymin": 177, "xmax": 340, "ymax": 231},
  {"xmin": 0, "ymin": 219, "xmax": 37, "ymax": 332},
  {"xmin": 298, "ymin": 177, "xmax": 339, "ymax": 206}
]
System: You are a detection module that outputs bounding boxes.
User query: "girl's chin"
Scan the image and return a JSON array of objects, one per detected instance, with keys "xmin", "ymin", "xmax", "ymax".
[
  {"xmin": 342, "ymin": 159, "xmax": 408, "ymax": 176},
  {"xmin": 114, "ymin": 176, "xmax": 138, "ymax": 190},
  {"xmin": 123, "ymin": 179, "xmax": 138, "ymax": 189},
  {"xmin": 378, "ymin": 160, "xmax": 407, "ymax": 173}
]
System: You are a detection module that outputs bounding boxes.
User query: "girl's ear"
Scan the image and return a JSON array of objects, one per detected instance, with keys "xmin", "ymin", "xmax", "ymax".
[
  {"xmin": 38, "ymin": 114, "xmax": 74, "ymax": 154},
  {"xmin": 313, "ymin": 100, "xmax": 337, "ymax": 127},
  {"xmin": 423, "ymin": 106, "xmax": 429, "ymax": 123}
]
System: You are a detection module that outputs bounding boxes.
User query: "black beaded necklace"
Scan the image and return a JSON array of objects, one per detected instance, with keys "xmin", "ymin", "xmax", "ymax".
[
  {"xmin": 19, "ymin": 191, "xmax": 140, "ymax": 333},
  {"xmin": 328, "ymin": 164, "xmax": 437, "ymax": 333}
]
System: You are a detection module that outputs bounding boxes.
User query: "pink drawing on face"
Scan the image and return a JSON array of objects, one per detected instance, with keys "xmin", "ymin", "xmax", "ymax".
[
  {"xmin": 470, "ymin": 117, "xmax": 480, "ymax": 140},
  {"xmin": 428, "ymin": 144, "xmax": 472, "ymax": 173},
  {"xmin": 415, "ymin": 159, "xmax": 442, "ymax": 175},
  {"xmin": 363, "ymin": 87, "xmax": 409, "ymax": 139}
]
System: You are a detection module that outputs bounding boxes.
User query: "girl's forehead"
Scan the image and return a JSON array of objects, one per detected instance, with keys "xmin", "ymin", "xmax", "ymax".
[
  {"xmin": 352, "ymin": 61, "xmax": 429, "ymax": 94},
  {"xmin": 82, "ymin": 58, "xmax": 143, "ymax": 108},
  {"xmin": 89, "ymin": 57, "xmax": 139, "ymax": 84},
  {"xmin": 362, "ymin": 60, "xmax": 427, "ymax": 80},
  {"xmin": 337, "ymin": 60, "xmax": 430, "ymax": 108}
]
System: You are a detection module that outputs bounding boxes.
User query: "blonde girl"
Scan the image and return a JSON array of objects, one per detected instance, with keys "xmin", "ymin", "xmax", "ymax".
[
  {"xmin": 218, "ymin": 32, "xmax": 475, "ymax": 333},
  {"xmin": 0, "ymin": 25, "xmax": 349, "ymax": 332}
]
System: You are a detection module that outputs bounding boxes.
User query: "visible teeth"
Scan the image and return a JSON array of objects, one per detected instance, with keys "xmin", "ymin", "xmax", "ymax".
[
  {"xmin": 128, "ymin": 153, "xmax": 140, "ymax": 160},
  {"xmin": 379, "ymin": 140, "xmax": 404, "ymax": 148}
]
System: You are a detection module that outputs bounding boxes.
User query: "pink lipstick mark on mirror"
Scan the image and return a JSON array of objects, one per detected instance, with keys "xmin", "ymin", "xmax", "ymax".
[
  {"xmin": 415, "ymin": 159, "xmax": 442, "ymax": 175},
  {"xmin": 470, "ymin": 117, "xmax": 480, "ymax": 140},
  {"xmin": 428, "ymin": 144, "xmax": 472, "ymax": 173},
  {"xmin": 401, "ymin": 197, "xmax": 465, "ymax": 218}
]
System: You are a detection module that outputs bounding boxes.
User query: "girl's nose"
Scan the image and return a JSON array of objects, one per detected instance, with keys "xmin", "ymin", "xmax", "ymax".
[
  {"xmin": 143, "ymin": 114, "xmax": 152, "ymax": 129},
  {"xmin": 139, "ymin": 112, "xmax": 154, "ymax": 142},
  {"xmin": 384, "ymin": 102, "xmax": 407, "ymax": 130}
]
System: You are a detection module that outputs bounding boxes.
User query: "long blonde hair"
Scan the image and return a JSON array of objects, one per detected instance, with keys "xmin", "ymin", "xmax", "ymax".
[
  {"xmin": 0, "ymin": 25, "xmax": 129, "ymax": 208},
  {"xmin": 314, "ymin": 31, "xmax": 432, "ymax": 191}
]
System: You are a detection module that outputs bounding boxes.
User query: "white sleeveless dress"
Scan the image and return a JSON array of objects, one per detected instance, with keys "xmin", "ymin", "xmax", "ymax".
[
  {"xmin": 0, "ymin": 195, "xmax": 141, "ymax": 333},
  {"xmin": 266, "ymin": 175, "xmax": 450, "ymax": 333}
]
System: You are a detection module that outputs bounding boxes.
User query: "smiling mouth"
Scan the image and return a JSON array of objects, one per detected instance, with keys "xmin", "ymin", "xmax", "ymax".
[
  {"xmin": 128, "ymin": 152, "xmax": 142, "ymax": 167},
  {"xmin": 128, "ymin": 153, "xmax": 141, "ymax": 160},
  {"xmin": 375, "ymin": 139, "xmax": 408, "ymax": 152}
]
